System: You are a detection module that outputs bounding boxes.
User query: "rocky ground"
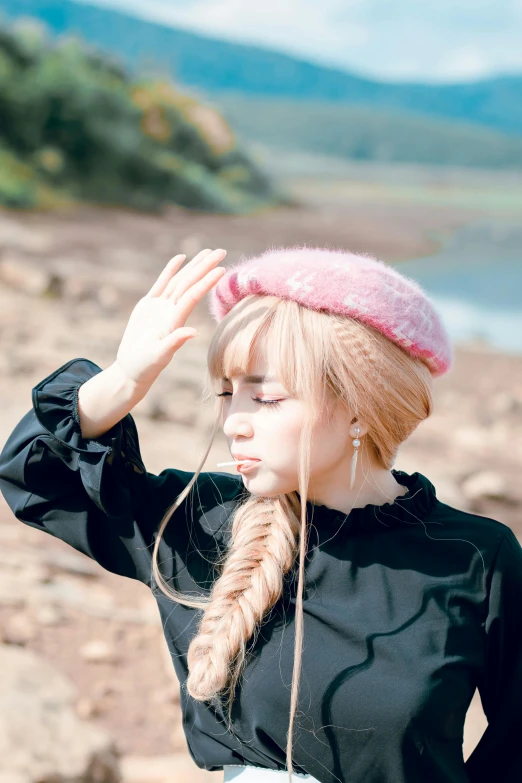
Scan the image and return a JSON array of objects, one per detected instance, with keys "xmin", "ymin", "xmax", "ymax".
[{"xmin": 0, "ymin": 190, "xmax": 521, "ymax": 782}]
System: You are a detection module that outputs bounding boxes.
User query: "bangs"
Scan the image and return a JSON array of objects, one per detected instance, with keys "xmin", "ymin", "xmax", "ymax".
[
  {"xmin": 203, "ymin": 294, "xmax": 335, "ymax": 428},
  {"xmin": 207, "ymin": 295, "xmax": 299, "ymax": 396}
]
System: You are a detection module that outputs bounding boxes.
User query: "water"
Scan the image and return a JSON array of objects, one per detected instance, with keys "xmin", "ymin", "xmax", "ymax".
[{"xmin": 392, "ymin": 219, "xmax": 522, "ymax": 355}]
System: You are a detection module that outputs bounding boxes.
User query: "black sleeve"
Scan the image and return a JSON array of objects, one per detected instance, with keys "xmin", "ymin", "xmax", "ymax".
[
  {"xmin": 465, "ymin": 527, "xmax": 522, "ymax": 782},
  {"xmin": 0, "ymin": 358, "xmax": 242, "ymax": 588}
]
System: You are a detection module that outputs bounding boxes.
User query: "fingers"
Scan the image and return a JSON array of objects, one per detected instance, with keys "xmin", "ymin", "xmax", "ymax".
[
  {"xmin": 173, "ymin": 265, "xmax": 226, "ymax": 323},
  {"xmin": 145, "ymin": 248, "xmax": 215, "ymax": 298},
  {"xmin": 145, "ymin": 254, "xmax": 187, "ymax": 298},
  {"xmin": 163, "ymin": 248, "xmax": 226, "ymax": 300},
  {"xmin": 189, "ymin": 248, "xmax": 215, "ymax": 266}
]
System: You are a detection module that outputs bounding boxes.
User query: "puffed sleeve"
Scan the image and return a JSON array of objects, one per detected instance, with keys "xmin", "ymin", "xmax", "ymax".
[
  {"xmin": 0, "ymin": 357, "xmax": 242, "ymax": 588},
  {"xmin": 464, "ymin": 527, "xmax": 522, "ymax": 781}
]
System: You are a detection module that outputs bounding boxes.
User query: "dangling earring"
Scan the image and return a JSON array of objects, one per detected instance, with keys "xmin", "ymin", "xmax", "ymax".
[{"xmin": 350, "ymin": 427, "xmax": 361, "ymax": 489}]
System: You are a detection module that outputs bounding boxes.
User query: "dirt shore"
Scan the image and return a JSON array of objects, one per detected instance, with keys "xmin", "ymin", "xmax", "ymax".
[{"xmin": 0, "ymin": 192, "xmax": 520, "ymax": 775}]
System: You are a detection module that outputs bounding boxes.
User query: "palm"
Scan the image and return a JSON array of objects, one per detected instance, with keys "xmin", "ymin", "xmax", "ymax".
[
  {"xmin": 115, "ymin": 248, "xmax": 226, "ymax": 389},
  {"xmin": 117, "ymin": 298, "xmax": 179, "ymax": 382}
]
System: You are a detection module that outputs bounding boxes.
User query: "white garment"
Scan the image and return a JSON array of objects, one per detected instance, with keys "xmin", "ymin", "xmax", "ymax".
[{"xmin": 223, "ymin": 765, "xmax": 320, "ymax": 782}]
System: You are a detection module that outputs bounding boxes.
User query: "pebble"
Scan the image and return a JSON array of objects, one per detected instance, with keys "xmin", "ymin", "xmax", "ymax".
[
  {"xmin": 461, "ymin": 470, "xmax": 508, "ymax": 502},
  {"xmin": 79, "ymin": 639, "xmax": 119, "ymax": 664}
]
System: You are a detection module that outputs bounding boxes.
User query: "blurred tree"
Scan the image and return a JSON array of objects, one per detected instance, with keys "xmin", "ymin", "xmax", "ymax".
[{"xmin": 0, "ymin": 19, "xmax": 284, "ymax": 212}]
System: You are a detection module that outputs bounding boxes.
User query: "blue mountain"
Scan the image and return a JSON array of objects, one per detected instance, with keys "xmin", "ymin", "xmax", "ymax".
[{"xmin": 1, "ymin": 0, "xmax": 522, "ymax": 136}]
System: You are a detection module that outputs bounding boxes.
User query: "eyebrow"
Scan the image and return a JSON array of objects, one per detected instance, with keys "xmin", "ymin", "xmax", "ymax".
[{"xmin": 222, "ymin": 374, "xmax": 279, "ymax": 384}]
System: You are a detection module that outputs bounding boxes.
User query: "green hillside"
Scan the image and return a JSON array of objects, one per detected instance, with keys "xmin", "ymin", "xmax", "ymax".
[
  {"xmin": 215, "ymin": 95, "xmax": 522, "ymax": 169},
  {"xmin": 0, "ymin": 19, "xmax": 285, "ymax": 211}
]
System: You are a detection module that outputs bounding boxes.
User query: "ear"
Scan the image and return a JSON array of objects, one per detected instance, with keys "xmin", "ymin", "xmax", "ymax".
[{"xmin": 350, "ymin": 418, "xmax": 369, "ymax": 439}]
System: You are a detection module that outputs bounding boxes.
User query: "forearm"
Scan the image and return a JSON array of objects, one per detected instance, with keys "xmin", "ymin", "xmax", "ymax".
[{"xmin": 77, "ymin": 361, "xmax": 148, "ymax": 440}]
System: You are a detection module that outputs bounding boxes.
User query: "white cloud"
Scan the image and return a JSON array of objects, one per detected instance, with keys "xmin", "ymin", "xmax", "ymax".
[
  {"xmin": 78, "ymin": 0, "xmax": 522, "ymax": 82},
  {"xmin": 434, "ymin": 46, "xmax": 491, "ymax": 81},
  {"xmin": 95, "ymin": 0, "xmax": 370, "ymax": 70}
]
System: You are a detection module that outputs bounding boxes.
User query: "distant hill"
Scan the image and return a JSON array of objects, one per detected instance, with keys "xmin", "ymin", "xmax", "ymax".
[
  {"xmin": 1, "ymin": 0, "xmax": 522, "ymax": 138},
  {"xmin": 215, "ymin": 96, "xmax": 522, "ymax": 169}
]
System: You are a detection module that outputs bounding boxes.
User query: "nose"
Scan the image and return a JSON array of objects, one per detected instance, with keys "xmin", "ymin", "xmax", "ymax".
[
  {"xmin": 224, "ymin": 421, "xmax": 254, "ymax": 440},
  {"xmin": 221, "ymin": 397, "xmax": 255, "ymax": 440},
  {"xmin": 223, "ymin": 413, "xmax": 254, "ymax": 440}
]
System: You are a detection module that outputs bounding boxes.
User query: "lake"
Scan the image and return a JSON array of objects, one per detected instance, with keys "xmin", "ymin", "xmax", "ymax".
[{"xmin": 393, "ymin": 218, "xmax": 522, "ymax": 355}]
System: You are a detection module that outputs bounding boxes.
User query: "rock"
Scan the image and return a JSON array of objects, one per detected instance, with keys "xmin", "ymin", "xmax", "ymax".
[
  {"xmin": 101, "ymin": 248, "xmax": 148, "ymax": 269},
  {"xmin": 178, "ymin": 234, "xmax": 205, "ymax": 258},
  {"xmin": 158, "ymin": 631, "xmax": 181, "ymax": 696},
  {"xmin": 61, "ymin": 276, "xmax": 98, "ymax": 302},
  {"xmin": 113, "ymin": 604, "xmax": 161, "ymax": 626},
  {"xmin": 0, "ymin": 218, "xmax": 54, "ymax": 253},
  {"xmin": 19, "ymin": 562, "xmax": 51, "ymax": 584},
  {"xmin": 453, "ymin": 426, "xmax": 487, "ymax": 451},
  {"xmin": 40, "ymin": 548, "xmax": 101, "ymax": 578},
  {"xmin": 488, "ymin": 391, "xmax": 521, "ymax": 417},
  {"xmin": 151, "ymin": 687, "xmax": 170, "ymax": 706},
  {"xmin": 170, "ymin": 719, "xmax": 190, "ymax": 751},
  {"xmin": 31, "ymin": 603, "xmax": 68, "ymax": 626},
  {"xmin": 2, "ymin": 613, "xmax": 36, "ymax": 645},
  {"xmin": 430, "ymin": 477, "xmax": 468, "ymax": 510},
  {"xmin": 0, "ymin": 254, "xmax": 62, "ymax": 297},
  {"xmin": 437, "ymin": 390, "xmax": 461, "ymax": 408},
  {"xmin": 0, "ymin": 525, "xmax": 25, "ymax": 544},
  {"xmin": 76, "ymin": 696, "xmax": 104, "ymax": 720},
  {"xmin": 133, "ymin": 393, "xmax": 196, "ymax": 427},
  {"xmin": 92, "ymin": 679, "xmax": 125, "ymax": 699},
  {"xmin": 131, "ymin": 397, "xmax": 151, "ymax": 418},
  {"xmin": 0, "ymin": 550, "xmax": 26, "ymax": 570},
  {"xmin": 97, "ymin": 285, "xmax": 121, "ymax": 312},
  {"xmin": 28, "ymin": 574, "xmax": 116, "ymax": 616},
  {"xmin": 0, "ymin": 643, "xmax": 121, "ymax": 781},
  {"xmin": 0, "ymin": 554, "xmax": 51, "ymax": 607},
  {"xmin": 25, "ymin": 576, "xmax": 160, "ymax": 625},
  {"xmin": 0, "ymin": 354, "xmax": 36, "ymax": 378},
  {"xmin": 80, "ymin": 640, "xmax": 119, "ymax": 664},
  {"xmin": 151, "ymin": 391, "xmax": 200, "ymax": 427},
  {"xmin": 0, "ymin": 772, "xmax": 29, "ymax": 783},
  {"xmin": 461, "ymin": 471, "xmax": 508, "ymax": 503},
  {"xmin": 119, "ymin": 753, "xmax": 220, "ymax": 783},
  {"xmin": 0, "ymin": 572, "xmax": 26, "ymax": 607},
  {"xmin": 463, "ymin": 687, "xmax": 488, "ymax": 763}
]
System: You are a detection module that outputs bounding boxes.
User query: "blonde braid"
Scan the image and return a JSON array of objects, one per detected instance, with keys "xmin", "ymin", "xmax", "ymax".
[{"xmin": 186, "ymin": 496, "xmax": 301, "ymax": 711}]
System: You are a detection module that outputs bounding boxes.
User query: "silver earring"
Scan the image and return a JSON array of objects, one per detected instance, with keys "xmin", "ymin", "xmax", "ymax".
[{"xmin": 350, "ymin": 427, "xmax": 361, "ymax": 489}]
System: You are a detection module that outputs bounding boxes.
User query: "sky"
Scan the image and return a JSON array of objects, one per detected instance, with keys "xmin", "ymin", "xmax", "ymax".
[{"xmin": 79, "ymin": 0, "xmax": 522, "ymax": 83}]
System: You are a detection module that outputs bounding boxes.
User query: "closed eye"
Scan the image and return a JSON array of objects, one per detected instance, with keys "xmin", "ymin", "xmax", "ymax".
[{"xmin": 215, "ymin": 392, "xmax": 282, "ymax": 409}]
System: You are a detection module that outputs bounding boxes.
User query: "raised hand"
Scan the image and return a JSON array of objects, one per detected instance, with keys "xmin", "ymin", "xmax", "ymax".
[{"xmin": 115, "ymin": 248, "xmax": 226, "ymax": 390}]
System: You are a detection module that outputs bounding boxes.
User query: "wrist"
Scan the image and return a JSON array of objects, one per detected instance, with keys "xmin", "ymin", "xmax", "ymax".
[{"xmin": 108, "ymin": 361, "xmax": 149, "ymax": 403}]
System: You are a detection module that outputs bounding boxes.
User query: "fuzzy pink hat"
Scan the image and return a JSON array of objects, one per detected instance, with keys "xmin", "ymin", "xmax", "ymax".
[{"xmin": 208, "ymin": 246, "xmax": 453, "ymax": 377}]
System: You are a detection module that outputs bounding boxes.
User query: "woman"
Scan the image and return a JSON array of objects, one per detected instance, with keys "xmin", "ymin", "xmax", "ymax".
[{"xmin": 0, "ymin": 246, "xmax": 520, "ymax": 783}]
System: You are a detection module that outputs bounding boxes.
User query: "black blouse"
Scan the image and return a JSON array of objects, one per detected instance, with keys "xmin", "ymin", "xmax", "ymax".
[{"xmin": 0, "ymin": 357, "xmax": 521, "ymax": 783}]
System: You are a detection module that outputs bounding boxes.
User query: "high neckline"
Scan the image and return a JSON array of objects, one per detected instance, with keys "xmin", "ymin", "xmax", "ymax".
[{"xmin": 297, "ymin": 470, "xmax": 438, "ymax": 533}]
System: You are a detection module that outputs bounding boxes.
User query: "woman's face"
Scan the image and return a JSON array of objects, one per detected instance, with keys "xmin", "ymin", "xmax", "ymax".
[{"xmin": 220, "ymin": 359, "xmax": 354, "ymax": 502}]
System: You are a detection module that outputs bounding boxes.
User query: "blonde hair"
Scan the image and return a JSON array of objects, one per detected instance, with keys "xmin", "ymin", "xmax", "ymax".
[{"xmin": 151, "ymin": 293, "xmax": 434, "ymax": 781}]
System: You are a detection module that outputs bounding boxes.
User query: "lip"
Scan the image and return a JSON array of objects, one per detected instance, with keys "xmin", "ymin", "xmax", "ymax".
[
  {"xmin": 231, "ymin": 453, "xmax": 260, "ymax": 461},
  {"xmin": 236, "ymin": 460, "xmax": 261, "ymax": 474}
]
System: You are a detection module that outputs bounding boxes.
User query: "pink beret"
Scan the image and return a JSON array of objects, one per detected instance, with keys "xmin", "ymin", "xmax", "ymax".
[{"xmin": 208, "ymin": 246, "xmax": 453, "ymax": 377}]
